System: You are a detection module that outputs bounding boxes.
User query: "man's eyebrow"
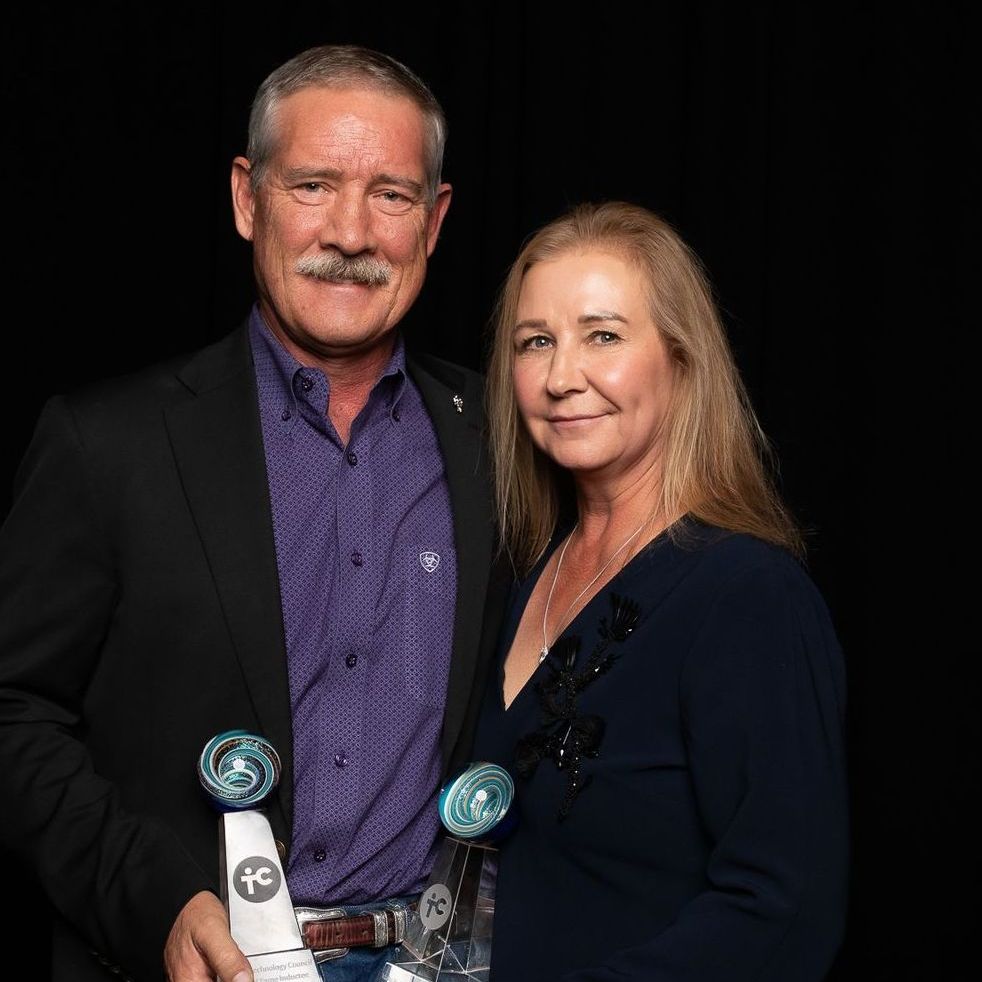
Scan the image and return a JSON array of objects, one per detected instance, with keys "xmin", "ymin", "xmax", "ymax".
[
  {"xmin": 280, "ymin": 166, "xmax": 344, "ymax": 183},
  {"xmin": 372, "ymin": 173, "xmax": 425, "ymax": 198}
]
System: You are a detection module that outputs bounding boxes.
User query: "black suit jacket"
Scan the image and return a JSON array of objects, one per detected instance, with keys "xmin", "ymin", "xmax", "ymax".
[{"xmin": 0, "ymin": 325, "xmax": 508, "ymax": 981}]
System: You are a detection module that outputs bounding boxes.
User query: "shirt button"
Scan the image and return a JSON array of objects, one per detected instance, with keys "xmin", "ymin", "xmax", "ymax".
[
  {"xmin": 300, "ymin": 375, "xmax": 313, "ymax": 392},
  {"xmin": 346, "ymin": 450, "xmax": 358, "ymax": 466},
  {"xmin": 392, "ymin": 408, "xmax": 401, "ymax": 422},
  {"xmin": 351, "ymin": 550, "xmax": 363, "ymax": 567},
  {"xmin": 313, "ymin": 849, "xmax": 326, "ymax": 862},
  {"xmin": 281, "ymin": 409, "xmax": 292, "ymax": 421},
  {"xmin": 334, "ymin": 752, "xmax": 348, "ymax": 768},
  {"xmin": 345, "ymin": 653, "xmax": 358, "ymax": 668}
]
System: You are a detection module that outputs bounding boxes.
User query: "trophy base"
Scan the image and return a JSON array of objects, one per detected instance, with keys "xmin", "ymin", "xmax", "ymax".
[
  {"xmin": 218, "ymin": 809, "xmax": 320, "ymax": 981},
  {"xmin": 379, "ymin": 944, "xmax": 489, "ymax": 982},
  {"xmin": 380, "ymin": 837, "xmax": 496, "ymax": 982}
]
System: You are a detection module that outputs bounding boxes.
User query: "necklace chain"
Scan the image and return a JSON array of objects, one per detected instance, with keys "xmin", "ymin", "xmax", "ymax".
[{"xmin": 539, "ymin": 517, "xmax": 650, "ymax": 664}]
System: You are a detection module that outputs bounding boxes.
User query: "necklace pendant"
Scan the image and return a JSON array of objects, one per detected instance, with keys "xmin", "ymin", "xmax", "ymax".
[{"xmin": 539, "ymin": 646, "xmax": 549, "ymax": 664}]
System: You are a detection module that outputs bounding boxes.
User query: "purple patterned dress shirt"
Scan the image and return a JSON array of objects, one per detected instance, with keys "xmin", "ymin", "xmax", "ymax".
[{"xmin": 249, "ymin": 309, "xmax": 456, "ymax": 905}]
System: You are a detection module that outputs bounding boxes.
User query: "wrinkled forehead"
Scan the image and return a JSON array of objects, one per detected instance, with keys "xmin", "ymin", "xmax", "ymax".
[{"xmin": 267, "ymin": 84, "xmax": 429, "ymax": 169}]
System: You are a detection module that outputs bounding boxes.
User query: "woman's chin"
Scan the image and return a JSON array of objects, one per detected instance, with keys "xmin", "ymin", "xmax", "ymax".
[{"xmin": 546, "ymin": 451, "xmax": 619, "ymax": 477}]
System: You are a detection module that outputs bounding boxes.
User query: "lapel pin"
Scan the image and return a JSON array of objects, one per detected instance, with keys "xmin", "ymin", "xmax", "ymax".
[{"xmin": 452, "ymin": 394, "xmax": 464, "ymax": 414}]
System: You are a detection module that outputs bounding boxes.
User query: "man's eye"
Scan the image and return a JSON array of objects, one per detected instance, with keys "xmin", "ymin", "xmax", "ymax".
[
  {"xmin": 376, "ymin": 190, "xmax": 415, "ymax": 214},
  {"xmin": 294, "ymin": 183, "xmax": 326, "ymax": 201}
]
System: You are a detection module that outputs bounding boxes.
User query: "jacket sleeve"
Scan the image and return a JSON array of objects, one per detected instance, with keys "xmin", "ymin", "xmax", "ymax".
[
  {"xmin": 0, "ymin": 396, "xmax": 213, "ymax": 980},
  {"xmin": 561, "ymin": 557, "xmax": 849, "ymax": 981}
]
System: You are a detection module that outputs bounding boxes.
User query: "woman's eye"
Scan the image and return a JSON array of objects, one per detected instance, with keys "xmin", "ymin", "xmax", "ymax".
[
  {"xmin": 514, "ymin": 334, "xmax": 552, "ymax": 353},
  {"xmin": 592, "ymin": 330, "xmax": 621, "ymax": 344}
]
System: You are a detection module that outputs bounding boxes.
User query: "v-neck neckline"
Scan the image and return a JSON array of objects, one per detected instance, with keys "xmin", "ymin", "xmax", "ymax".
[{"xmin": 498, "ymin": 526, "xmax": 668, "ymax": 712}]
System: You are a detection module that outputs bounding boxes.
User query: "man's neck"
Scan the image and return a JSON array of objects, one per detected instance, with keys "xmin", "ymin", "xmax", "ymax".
[
  {"xmin": 259, "ymin": 315, "xmax": 399, "ymax": 446},
  {"xmin": 315, "ymin": 340, "xmax": 398, "ymax": 445}
]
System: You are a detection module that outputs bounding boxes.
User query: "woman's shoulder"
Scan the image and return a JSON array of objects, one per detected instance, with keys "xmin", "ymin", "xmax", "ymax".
[
  {"xmin": 668, "ymin": 523, "xmax": 846, "ymax": 720},
  {"xmin": 669, "ymin": 518, "xmax": 803, "ymax": 570},
  {"xmin": 650, "ymin": 519, "xmax": 827, "ymax": 613}
]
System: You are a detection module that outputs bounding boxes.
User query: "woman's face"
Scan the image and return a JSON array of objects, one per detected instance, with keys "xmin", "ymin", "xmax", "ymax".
[{"xmin": 512, "ymin": 249, "xmax": 675, "ymax": 483}]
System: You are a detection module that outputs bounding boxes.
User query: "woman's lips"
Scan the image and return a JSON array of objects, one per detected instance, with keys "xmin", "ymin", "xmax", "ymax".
[{"xmin": 547, "ymin": 414, "xmax": 607, "ymax": 429}]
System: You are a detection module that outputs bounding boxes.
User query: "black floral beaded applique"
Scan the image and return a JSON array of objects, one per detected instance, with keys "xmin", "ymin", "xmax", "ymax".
[{"xmin": 513, "ymin": 593, "xmax": 641, "ymax": 820}]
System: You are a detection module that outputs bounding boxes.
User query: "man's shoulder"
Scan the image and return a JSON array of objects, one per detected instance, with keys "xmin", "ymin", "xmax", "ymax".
[
  {"xmin": 405, "ymin": 350, "xmax": 487, "ymax": 439},
  {"xmin": 61, "ymin": 324, "xmax": 251, "ymax": 419},
  {"xmin": 406, "ymin": 349, "xmax": 483, "ymax": 396}
]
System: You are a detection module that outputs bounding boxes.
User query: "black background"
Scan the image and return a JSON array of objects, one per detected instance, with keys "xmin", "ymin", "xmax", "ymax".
[{"xmin": 0, "ymin": 2, "xmax": 974, "ymax": 979}]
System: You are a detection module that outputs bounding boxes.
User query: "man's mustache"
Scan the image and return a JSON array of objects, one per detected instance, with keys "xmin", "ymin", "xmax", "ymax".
[{"xmin": 295, "ymin": 252, "xmax": 391, "ymax": 286}]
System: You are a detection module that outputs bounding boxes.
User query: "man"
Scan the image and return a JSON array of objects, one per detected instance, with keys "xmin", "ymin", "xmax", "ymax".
[{"xmin": 0, "ymin": 45, "xmax": 506, "ymax": 981}]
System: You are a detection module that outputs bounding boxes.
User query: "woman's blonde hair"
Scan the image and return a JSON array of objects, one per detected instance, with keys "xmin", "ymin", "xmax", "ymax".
[{"xmin": 487, "ymin": 201, "xmax": 803, "ymax": 574}]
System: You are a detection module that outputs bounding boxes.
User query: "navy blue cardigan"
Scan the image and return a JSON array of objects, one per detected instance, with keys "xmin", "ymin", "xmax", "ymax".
[{"xmin": 474, "ymin": 522, "xmax": 848, "ymax": 981}]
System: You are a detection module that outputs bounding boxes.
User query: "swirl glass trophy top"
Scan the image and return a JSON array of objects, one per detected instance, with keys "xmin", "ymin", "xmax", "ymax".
[
  {"xmin": 381, "ymin": 762, "xmax": 516, "ymax": 982},
  {"xmin": 198, "ymin": 730, "xmax": 320, "ymax": 982}
]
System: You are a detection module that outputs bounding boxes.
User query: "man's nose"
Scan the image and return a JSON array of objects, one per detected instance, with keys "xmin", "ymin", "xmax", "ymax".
[{"xmin": 320, "ymin": 188, "xmax": 376, "ymax": 255}]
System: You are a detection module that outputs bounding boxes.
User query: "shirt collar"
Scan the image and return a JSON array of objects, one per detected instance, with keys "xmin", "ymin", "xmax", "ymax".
[{"xmin": 248, "ymin": 305, "xmax": 408, "ymax": 423}]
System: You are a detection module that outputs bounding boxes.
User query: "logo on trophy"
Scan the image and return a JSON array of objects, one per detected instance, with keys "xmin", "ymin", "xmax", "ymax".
[
  {"xmin": 198, "ymin": 730, "xmax": 320, "ymax": 982},
  {"xmin": 381, "ymin": 762, "xmax": 516, "ymax": 982}
]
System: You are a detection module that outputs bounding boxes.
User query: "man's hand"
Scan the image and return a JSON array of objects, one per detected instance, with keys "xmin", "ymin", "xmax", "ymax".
[{"xmin": 164, "ymin": 890, "xmax": 253, "ymax": 982}]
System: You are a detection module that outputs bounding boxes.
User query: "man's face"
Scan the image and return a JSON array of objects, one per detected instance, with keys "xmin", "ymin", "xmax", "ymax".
[{"xmin": 231, "ymin": 85, "xmax": 451, "ymax": 362}]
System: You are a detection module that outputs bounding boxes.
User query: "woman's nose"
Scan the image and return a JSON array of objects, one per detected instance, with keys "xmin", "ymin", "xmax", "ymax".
[{"xmin": 545, "ymin": 343, "xmax": 587, "ymax": 396}]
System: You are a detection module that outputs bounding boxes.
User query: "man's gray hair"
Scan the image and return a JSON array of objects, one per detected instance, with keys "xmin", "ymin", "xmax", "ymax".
[{"xmin": 246, "ymin": 44, "xmax": 448, "ymax": 205}]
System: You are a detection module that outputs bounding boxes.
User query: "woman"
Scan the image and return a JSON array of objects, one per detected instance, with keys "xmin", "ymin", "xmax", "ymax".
[{"xmin": 473, "ymin": 202, "xmax": 848, "ymax": 981}]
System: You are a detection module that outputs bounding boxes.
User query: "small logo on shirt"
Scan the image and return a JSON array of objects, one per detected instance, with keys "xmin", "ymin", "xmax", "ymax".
[{"xmin": 419, "ymin": 551, "xmax": 441, "ymax": 573}]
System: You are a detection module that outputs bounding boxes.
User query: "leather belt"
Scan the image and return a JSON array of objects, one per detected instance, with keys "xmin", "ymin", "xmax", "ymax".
[{"xmin": 294, "ymin": 902, "xmax": 412, "ymax": 964}]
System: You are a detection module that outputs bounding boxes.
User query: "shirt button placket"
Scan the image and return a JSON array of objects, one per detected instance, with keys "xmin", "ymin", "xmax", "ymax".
[{"xmin": 333, "ymin": 422, "xmax": 367, "ymax": 824}]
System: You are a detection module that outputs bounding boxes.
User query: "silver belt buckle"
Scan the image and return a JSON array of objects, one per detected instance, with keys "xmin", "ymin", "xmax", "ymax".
[{"xmin": 294, "ymin": 905, "xmax": 349, "ymax": 964}]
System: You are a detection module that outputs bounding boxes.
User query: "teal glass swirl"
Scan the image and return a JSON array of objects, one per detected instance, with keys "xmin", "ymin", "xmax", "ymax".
[
  {"xmin": 438, "ymin": 761, "xmax": 516, "ymax": 843},
  {"xmin": 197, "ymin": 729, "xmax": 281, "ymax": 811}
]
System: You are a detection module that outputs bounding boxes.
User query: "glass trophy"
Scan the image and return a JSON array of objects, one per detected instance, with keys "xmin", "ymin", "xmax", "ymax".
[
  {"xmin": 198, "ymin": 730, "xmax": 320, "ymax": 982},
  {"xmin": 380, "ymin": 762, "xmax": 516, "ymax": 982}
]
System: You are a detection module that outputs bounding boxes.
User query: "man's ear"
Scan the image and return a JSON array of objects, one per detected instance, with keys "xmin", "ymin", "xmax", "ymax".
[
  {"xmin": 425, "ymin": 183, "xmax": 453, "ymax": 257},
  {"xmin": 230, "ymin": 156, "xmax": 256, "ymax": 241}
]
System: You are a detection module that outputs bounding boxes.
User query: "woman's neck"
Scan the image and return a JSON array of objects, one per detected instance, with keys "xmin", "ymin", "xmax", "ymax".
[{"xmin": 571, "ymin": 459, "xmax": 666, "ymax": 545}]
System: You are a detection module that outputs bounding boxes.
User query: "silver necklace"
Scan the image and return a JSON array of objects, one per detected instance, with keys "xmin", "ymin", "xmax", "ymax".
[{"xmin": 539, "ymin": 517, "xmax": 650, "ymax": 663}]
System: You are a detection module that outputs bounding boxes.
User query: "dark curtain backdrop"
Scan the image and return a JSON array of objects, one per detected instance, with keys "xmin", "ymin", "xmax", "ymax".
[{"xmin": 1, "ymin": 3, "xmax": 972, "ymax": 980}]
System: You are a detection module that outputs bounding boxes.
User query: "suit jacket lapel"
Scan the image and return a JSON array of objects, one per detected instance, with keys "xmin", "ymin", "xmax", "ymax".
[
  {"xmin": 408, "ymin": 354, "xmax": 495, "ymax": 771},
  {"xmin": 163, "ymin": 326, "xmax": 293, "ymax": 837}
]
